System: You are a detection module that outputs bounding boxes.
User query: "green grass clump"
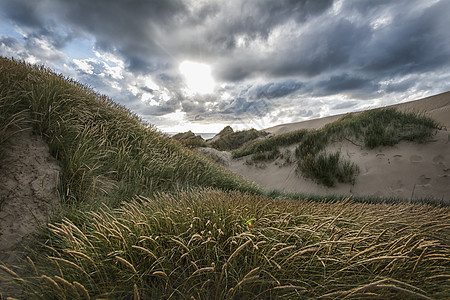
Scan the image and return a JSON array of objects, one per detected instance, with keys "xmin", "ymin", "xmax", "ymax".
[
  {"xmin": 172, "ymin": 131, "xmax": 207, "ymax": 148},
  {"xmin": 232, "ymin": 129, "xmax": 307, "ymax": 159},
  {"xmin": 14, "ymin": 189, "xmax": 450, "ymax": 299},
  {"xmin": 231, "ymin": 108, "xmax": 439, "ymax": 187},
  {"xmin": 322, "ymin": 108, "xmax": 441, "ymax": 149},
  {"xmin": 301, "ymin": 152, "xmax": 359, "ymax": 187},
  {"xmin": 295, "ymin": 109, "xmax": 439, "ymax": 187},
  {"xmin": 210, "ymin": 128, "xmax": 269, "ymax": 151},
  {"xmin": 0, "ymin": 57, "xmax": 261, "ymax": 205}
]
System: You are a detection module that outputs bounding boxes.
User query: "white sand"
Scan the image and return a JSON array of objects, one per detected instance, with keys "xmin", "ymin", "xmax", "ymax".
[{"xmin": 224, "ymin": 91, "xmax": 450, "ymax": 203}]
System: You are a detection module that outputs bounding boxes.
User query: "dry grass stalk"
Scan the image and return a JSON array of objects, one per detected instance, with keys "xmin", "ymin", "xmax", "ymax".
[
  {"xmin": 426, "ymin": 274, "xmax": 450, "ymax": 280},
  {"xmin": 134, "ymin": 283, "xmax": 140, "ymax": 300},
  {"xmin": 370, "ymin": 284, "xmax": 433, "ymax": 300},
  {"xmin": 285, "ymin": 247, "xmax": 319, "ymax": 264},
  {"xmin": 115, "ymin": 256, "xmax": 137, "ymax": 273},
  {"xmin": 41, "ymin": 275, "xmax": 65, "ymax": 299},
  {"xmin": 54, "ymin": 259, "xmax": 63, "ymax": 278},
  {"xmin": 92, "ymin": 230, "xmax": 111, "ymax": 245},
  {"xmin": 226, "ymin": 275, "xmax": 259, "ymax": 300},
  {"xmin": 26, "ymin": 256, "xmax": 38, "ymax": 276},
  {"xmin": 73, "ymin": 281, "xmax": 90, "ymax": 300},
  {"xmin": 243, "ymin": 267, "xmax": 260, "ymax": 280},
  {"xmin": 335, "ymin": 256, "xmax": 408, "ymax": 276},
  {"xmin": 62, "ymin": 218, "xmax": 93, "ymax": 247},
  {"xmin": 412, "ymin": 247, "xmax": 427, "ymax": 275},
  {"xmin": 347, "ymin": 242, "xmax": 388, "ymax": 263},
  {"xmin": 54, "ymin": 276, "xmax": 79, "ymax": 297},
  {"xmin": 251, "ymin": 284, "xmax": 306, "ymax": 298},
  {"xmin": 152, "ymin": 271, "xmax": 168, "ymax": 278},
  {"xmin": 64, "ymin": 250, "xmax": 96, "ymax": 265},
  {"xmin": 131, "ymin": 245, "xmax": 158, "ymax": 260},
  {"xmin": 190, "ymin": 266, "xmax": 215, "ymax": 277},
  {"xmin": 0, "ymin": 265, "xmax": 20, "ymax": 279},
  {"xmin": 371, "ymin": 228, "xmax": 388, "ymax": 246},
  {"xmin": 269, "ymin": 245, "xmax": 296, "ymax": 260},
  {"xmin": 223, "ymin": 239, "xmax": 252, "ymax": 272},
  {"xmin": 48, "ymin": 257, "xmax": 86, "ymax": 274},
  {"xmin": 170, "ymin": 237, "xmax": 190, "ymax": 252},
  {"xmin": 139, "ymin": 235, "xmax": 156, "ymax": 243},
  {"xmin": 355, "ymin": 222, "xmax": 370, "ymax": 237}
]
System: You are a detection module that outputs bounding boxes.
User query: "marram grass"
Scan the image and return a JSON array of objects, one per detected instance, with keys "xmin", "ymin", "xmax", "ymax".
[
  {"xmin": 232, "ymin": 107, "xmax": 439, "ymax": 187},
  {"xmin": 1, "ymin": 57, "xmax": 449, "ymax": 299},
  {"xmin": 0, "ymin": 57, "xmax": 261, "ymax": 206},
  {"xmin": 8, "ymin": 189, "xmax": 449, "ymax": 299}
]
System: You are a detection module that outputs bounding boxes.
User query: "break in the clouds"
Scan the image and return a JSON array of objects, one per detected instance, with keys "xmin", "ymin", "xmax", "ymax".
[{"xmin": 1, "ymin": 0, "xmax": 449, "ymax": 132}]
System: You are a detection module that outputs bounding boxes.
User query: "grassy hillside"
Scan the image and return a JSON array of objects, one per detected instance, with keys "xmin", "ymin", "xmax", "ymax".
[
  {"xmin": 1, "ymin": 57, "xmax": 449, "ymax": 299},
  {"xmin": 0, "ymin": 57, "xmax": 261, "ymax": 206}
]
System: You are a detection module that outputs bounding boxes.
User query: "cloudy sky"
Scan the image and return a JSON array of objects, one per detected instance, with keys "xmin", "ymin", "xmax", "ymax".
[{"xmin": 1, "ymin": 0, "xmax": 449, "ymax": 133}]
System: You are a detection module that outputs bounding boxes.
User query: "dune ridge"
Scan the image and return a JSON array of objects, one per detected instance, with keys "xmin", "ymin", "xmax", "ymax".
[
  {"xmin": 266, "ymin": 91, "xmax": 450, "ymax": 135},
  {"xmin": 224, "ymin": 92, "xmax": 450, "ymax": 203}
]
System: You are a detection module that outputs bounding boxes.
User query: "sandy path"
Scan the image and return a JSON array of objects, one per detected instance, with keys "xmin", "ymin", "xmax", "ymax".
[{"xmin": 0, "ymin": 128, "xmax": 60, "ymax": 295}]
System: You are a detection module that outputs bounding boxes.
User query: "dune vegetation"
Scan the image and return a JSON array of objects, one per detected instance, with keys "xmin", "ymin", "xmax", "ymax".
[
  {"xmin": 1, "ymin": 57, "xmax": 449, "ymax": 299},
  {"xmin": 209, "ymin": 128, "xmax": 269, "ymax": 151},
  {"xmin": 232, "ymin": 108, "xmax": 440, "ymax": 187}
]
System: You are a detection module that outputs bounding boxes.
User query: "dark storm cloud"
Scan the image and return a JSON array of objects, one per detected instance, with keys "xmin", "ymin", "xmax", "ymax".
[
  {"xmin": 249, "ymin": 80, "xmax": 304, "ymax": 99},
  {"xmin": 1, "ymin": 0, "xmax": 44, "ymax": 29},
  {"xmin": 202, "ymin": 0, "xmax": 333, "ymax": 52},
  {"xmin": 1, "ymin": 0, "xmax": 450, "ymax": 129},
  {"xmin": 357, "ymin": 0, "xmax": 450, "ymax": 76},
  {"xmin": 315, "ymin": 74, "xmax": 379, "ymax": 96},
  {"xmin": 220, "ymin": 97, "xmax": 272, "ymax": 120},
  {"xmin": 1, "ymin": 0, "xmax": 76, "ymax": 49},
  {"xmin": 214, "ymin": 16, "xmax": 372, "ymax": 82}
]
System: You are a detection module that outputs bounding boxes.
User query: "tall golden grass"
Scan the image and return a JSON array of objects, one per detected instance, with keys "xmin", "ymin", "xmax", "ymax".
[{"xmin": 0, "ymin": 57, "xmax": 449, "ymax": 299}]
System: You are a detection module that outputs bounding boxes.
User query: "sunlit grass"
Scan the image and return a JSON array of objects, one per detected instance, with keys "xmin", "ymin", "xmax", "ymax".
[
  {"xmin": 11, "ymin": 189, "xmax": 450, "ymax": 299},
  {"xmin": 1, "ymin": 57, "xmax": 449, "ymax": 299}
]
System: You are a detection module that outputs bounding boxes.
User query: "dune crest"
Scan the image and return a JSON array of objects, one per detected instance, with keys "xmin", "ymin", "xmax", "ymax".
[{"xmin": 266, "ymin": 91, "xmax": 450, "ymax": 135}]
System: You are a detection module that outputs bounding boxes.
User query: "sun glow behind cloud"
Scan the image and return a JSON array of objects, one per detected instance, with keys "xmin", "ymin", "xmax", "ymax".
[
  {"xmin": 2, "ymin": 0, "xmax": 449, "ymax": 134},
  {"xmin": 179, "ymin": 61, "xmax": 215, "ymax": 95}
]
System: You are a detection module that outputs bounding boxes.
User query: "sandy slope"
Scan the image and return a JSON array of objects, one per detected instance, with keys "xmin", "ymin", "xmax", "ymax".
[
  {"xmin": 222, "ymin": 91, "xmax": 450, "ymax": 203},
  {"xmin": 0, "ymin": 128, "xmax": 60, "ymax": 295},
  {"xmin": 266, "ymin": 91, "xmax": 450, "ymax": 135}
]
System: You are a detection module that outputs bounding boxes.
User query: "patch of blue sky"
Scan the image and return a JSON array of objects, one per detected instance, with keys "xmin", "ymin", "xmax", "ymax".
[
  {"xmin": 0, "ymin": 19, "xmax": 24, "ymax": 41},
  {"xmin": 64, "ymin": 35, "xmax": 96, "ymax": 60}
]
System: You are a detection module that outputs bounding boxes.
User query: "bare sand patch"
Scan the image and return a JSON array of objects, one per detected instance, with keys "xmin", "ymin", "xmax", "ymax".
[
  {"xmin": 222, "ymin": 91, "xmax": 450, "ymax": 204},
  {"xmin": 224, "ymin": 129, "xmax": 449, "ymax": 203},
  {"xmin": 0, "ymin": 128, "xmax": 60, "ymax": 295}
]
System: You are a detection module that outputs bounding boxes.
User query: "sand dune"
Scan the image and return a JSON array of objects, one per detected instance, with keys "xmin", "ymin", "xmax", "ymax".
[
  {"xmin": 225, "ymin": 91, "xmax": 450, "ymax": 203},
  {"xmin": 266, "ymin": 91, "xmax": 450, "ymax": 135}
]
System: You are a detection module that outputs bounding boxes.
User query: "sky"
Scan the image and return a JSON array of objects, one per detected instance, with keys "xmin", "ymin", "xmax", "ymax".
[{"xmin": 1, "ymin": 0, "xmax": 449, "ymax": 133}]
